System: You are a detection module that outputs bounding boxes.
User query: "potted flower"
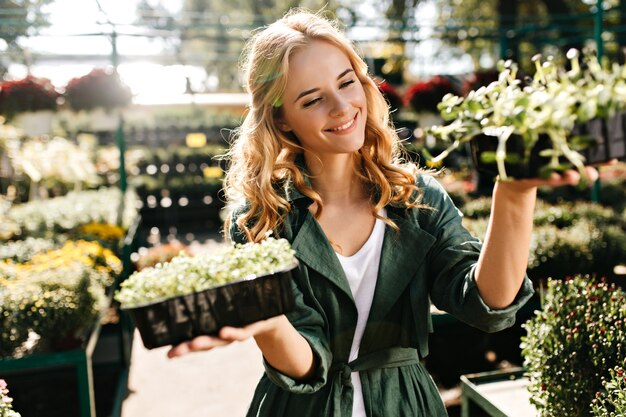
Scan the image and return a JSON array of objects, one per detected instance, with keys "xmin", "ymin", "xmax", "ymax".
[
  {"xmin": 0, "ymin": 379, "xmax": 21, "ymax": 417},
  {"xmin": 404, "ymin": 75, "xmax": 458, "ymax": 128},
  {"xmin": 428, "ymin": 50, "xmax": 626, "ymax": 180},
  {"xmin": 0, "ymin": 261, "xmax": 109, "ymax": 355},
  {"xmin": 64, "ymin": 68, "xmax": 132, "ymax": 131},
  {"xmin": 115, "ymin": 237, "xmax": 298, "ymax": 349},
  {"xmin": 520, "ymin": 275, "xmax": 626, "ymax": 417},
  {"xmin": 0, "ymin": 76, "xmax": 59, "ymax": 136}
]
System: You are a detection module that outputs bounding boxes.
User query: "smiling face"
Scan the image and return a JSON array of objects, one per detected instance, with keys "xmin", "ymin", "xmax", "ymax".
[{"xmin": 276, "ymin": 39, "xmax": 368, "ymax": 159}]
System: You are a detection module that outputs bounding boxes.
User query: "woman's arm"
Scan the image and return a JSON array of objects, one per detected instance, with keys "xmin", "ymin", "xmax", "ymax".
[
  {"xmin": 167, "ymin": 315, "xmax": 316, "ymax": 380},
  {"xmin": 474, "ymin": 168, "xmax": 599, "ymax": 309}
]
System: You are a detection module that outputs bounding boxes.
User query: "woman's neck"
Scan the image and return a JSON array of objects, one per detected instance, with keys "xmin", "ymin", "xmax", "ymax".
[{"xmin": 303, "ymin": 152, "xmax": 367, "ymax": 205}]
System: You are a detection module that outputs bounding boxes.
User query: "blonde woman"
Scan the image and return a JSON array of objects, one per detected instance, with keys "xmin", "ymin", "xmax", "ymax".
[{"xmin": 168, "ymin": 9, "xmax": 599, "ymax": 416}]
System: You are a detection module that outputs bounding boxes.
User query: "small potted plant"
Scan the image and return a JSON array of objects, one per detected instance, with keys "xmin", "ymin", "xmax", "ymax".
[
  {"xmin": 115, "ymin": 237, "xmax": 298, "ymax": 349},
  {"xmin": 521, "ymin": 275, "xmax": 626, "ymax": 417},
  {"xmin": 429, "ymin": 50, "xmax": 626, "ymax": 180},
  {"xmin": 63, "ymin": 68, "xmax": 132, "ymax": 131},
  {"xmin": 0, "ymin": 76, "xmax": 59, "ymax": 136}
]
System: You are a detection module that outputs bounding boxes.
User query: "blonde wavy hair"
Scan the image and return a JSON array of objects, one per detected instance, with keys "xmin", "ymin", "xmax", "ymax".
[{"xmin": 224, "ymin": 9, "xmax": 427, "ymax": 243}]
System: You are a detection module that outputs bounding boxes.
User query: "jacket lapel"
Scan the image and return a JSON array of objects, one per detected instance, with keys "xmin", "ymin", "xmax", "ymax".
[
  {"xmin": 367, "ymin": 206, "xmax": 436, "ymax": 323},
  {"xmin": 290, "ymin": 207, "xmax": 355, "ymax": 301}
]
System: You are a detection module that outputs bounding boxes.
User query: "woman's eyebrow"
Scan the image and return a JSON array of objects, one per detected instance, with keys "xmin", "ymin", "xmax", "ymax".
[{"xmin": 294, "ymin": 68, "xmax": 354, "ymax": 103}]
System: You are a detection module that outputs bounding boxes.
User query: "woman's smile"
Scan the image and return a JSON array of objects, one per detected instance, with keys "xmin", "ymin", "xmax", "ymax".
[{"xmin": 325, "ymin": 114, "xmax": 358, "ymax": 134}]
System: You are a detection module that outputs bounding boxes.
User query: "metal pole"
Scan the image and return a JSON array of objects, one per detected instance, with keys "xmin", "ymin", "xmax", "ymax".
[
  {"xmin": 595, "ymin": 0, "xmax": 604, "ymax": 60},
  {"xmin": 110, "ymin": 30, "xmax": 128, "ymax": 215},
  {"xmin": 591, "ymin": 0, "xmax": 603, "ymax": 203}
]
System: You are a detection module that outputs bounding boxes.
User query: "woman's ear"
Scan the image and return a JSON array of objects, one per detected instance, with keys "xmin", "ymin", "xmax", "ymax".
[{"xmin": 275, "ymin": 117, "xmax": 292, "ymax": 132}]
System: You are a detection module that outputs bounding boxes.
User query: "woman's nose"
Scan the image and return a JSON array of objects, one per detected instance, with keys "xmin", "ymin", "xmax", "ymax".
[{"xmin": 329, "ymin": 93, "xmax": 350, "ymax": 117}]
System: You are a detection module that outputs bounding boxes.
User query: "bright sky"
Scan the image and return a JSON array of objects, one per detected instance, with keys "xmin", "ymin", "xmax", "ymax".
[{"xmin": 11, "ymin": 0, "xmax": 214, "ymax": 103}]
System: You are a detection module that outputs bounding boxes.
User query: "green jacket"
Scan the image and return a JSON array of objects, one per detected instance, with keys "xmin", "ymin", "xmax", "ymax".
[{"xmin": 231, "ymin": 174, "xmax": 534, "ymax": 417}]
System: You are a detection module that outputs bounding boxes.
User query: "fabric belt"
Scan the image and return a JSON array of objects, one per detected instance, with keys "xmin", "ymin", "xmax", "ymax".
[{"xmin": 328, "ymin": 347, "xmax": 420, "ymax": 416}]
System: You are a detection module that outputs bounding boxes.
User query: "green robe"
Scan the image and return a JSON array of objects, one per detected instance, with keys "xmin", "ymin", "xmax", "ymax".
[{"xmin": 230, "ymin": 174, "xmax": 534, "ymax": 417}]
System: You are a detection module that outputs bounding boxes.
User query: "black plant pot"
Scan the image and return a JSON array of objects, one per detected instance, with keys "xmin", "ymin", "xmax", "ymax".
[
  {"xmin": 124, "ymin": 264, "xmax": 297, "ymax": 349},
  {"xmin": 469, "ymin": 133, "xmax": 559, "ymax": 179},
  {"xmin": 571, "ymin": 111, "xmax": 626, "ymax": 164},
  {"xmin": 470, "ymin": 114, "xmax": 626, "ymax": 179}
]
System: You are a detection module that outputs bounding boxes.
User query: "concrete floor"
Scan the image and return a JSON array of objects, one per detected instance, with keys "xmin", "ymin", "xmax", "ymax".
[{"xmin": 121, "ymin": 330, "xmax": 264, "ymax": 417}]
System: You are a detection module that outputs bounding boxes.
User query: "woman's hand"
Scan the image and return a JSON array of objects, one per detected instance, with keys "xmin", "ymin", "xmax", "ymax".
[
  {"xmin": 167, "ymin": 315, "xmax": 284, "ymax": 358},
  {"xmin": 498, "ymin": 165, "xmax": 601, "ymax": 192},
  {"xmin": 498, "ymin": 160, "xmax": 618, "ymax": 192}
]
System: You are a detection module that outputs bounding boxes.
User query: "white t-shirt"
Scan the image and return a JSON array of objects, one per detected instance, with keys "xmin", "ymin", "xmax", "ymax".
[{"xmin": 335, "ymin": 210, "xmax": 386, "ymax": 417}]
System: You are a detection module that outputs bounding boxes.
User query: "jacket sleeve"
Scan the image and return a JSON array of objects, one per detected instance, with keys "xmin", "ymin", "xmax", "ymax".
[
  {"xmin": 417, "ymin": 175, "xmax": 534, "ymax": 333},
  {"xmin": 228, "ymin": 208, "xmax": 332, "ymax": 393}
]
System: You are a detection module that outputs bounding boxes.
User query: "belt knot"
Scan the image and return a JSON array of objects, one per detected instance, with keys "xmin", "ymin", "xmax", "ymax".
[{"xmin": 339, "ymin": 364, "xmax": 351, "ymax": 385}]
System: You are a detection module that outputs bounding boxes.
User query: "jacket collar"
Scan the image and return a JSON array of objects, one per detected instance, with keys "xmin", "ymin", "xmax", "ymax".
[
  {"xmin": 285, "ymin": 156, "xmax": 435, "ymax": 309},
  {"xmin": 289, "ymin": 200, "xmax": 436, "ymax": 310}
]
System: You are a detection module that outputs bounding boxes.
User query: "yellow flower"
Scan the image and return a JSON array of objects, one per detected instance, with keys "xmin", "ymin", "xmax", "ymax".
[{"xmin": 203, "ymin": 166, "xmax": 223, "ymax": 179}]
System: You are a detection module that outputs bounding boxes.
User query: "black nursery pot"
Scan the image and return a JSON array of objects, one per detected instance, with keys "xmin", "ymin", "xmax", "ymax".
[
  {"xmin": 123, "ymin": 264, "xmax": 297, "ymax": 349},
  {"xmin": 469, "ymin": 133, "xmax": 557, "ymax": 179},
  {"xmin": 571, "ymin": 111, "xmax": 626, "ymax": 164}
]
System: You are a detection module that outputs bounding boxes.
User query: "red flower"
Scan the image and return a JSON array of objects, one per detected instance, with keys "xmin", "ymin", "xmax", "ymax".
[
  {"xmin": 64, "ymin": 68, "xmax": 132, "ymax": 111},
  {"xmin": 461, "ymin": 69, "xmax": 500, "ymax": 96},
  {"xmin": 404, "ymin": 76, "xmax": 457, "ymax": 114},
  {"xmin": 377, "ymin": 80, "xmax": 403, "ymax": 111},
  {"xmin": 0, "ymin": 76, "xmax": 59, "ymax": 120}
]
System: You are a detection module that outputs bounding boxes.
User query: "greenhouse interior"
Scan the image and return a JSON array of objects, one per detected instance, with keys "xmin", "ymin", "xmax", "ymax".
[{"xmin": 1, "ymin": 1, "xmax": 626, "ymax": 416}]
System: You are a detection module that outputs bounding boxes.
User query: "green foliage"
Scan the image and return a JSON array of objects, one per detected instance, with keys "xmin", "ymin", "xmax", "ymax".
[
  {"xmin": 521, "ymin": 276, "xmax": 626, "ymax": 417},
  {"xmin": 460, "ymin": 198, "xmax": 626, "ymax": 281},
  {"xmin": 591, "ymin": 360, "xmax": 626, "ymax": 416}
]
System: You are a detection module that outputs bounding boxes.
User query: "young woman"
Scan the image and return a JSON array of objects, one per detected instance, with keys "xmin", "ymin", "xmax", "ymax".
[{"xmin": 168, "ymin": 9, "xmax": 599, "ymax": 416}]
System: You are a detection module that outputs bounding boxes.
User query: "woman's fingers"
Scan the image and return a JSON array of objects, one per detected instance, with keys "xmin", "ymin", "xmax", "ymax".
[
  {"xmin": 167, "ymin": 335, "xmax": 232, "ymax": 358},
  {"xmin": 166, "ymin": 316, "xmax": 284, "ymax": 358},
  {"xmin": 219, "ymin": 316, "xmax": 282, "ymax": 341}
]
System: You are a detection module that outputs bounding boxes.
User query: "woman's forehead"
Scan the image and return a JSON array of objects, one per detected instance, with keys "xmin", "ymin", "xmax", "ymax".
[{"xmin": 284, "ymin": 40, "xmax": 352, "ymax": 87}]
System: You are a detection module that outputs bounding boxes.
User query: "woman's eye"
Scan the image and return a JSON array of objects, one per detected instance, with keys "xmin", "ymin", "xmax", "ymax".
[
  {"xmin": 303, "ymin": 98, "xmax": 321, "ymax": 108},
  {"xmin": 340, "ymin": 79, "xmax": 355, "ymax": 88}
]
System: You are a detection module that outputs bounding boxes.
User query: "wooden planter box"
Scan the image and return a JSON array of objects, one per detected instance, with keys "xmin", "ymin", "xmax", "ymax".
[{"xmin": 460, "ymin": 368, "xmax": 537, "ymax": 417}]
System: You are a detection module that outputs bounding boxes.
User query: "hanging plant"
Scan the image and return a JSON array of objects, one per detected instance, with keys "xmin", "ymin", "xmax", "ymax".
[
  {"xmin": 0, "ymin": 76, "xmax": 59, "ymax": 121},
  {"xmin": 64, "ymin": 68, "xmax": 132, "ymax": 112}
]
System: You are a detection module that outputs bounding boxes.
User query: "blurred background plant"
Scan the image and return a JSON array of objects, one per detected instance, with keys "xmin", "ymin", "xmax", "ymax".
[
  {"xmin": 64, "ymin": 68, "xmax": 132, "ymax": 112},
  {"xmin": 0, "ymin": 76, "xmax": 59, "ymax": 121}
]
